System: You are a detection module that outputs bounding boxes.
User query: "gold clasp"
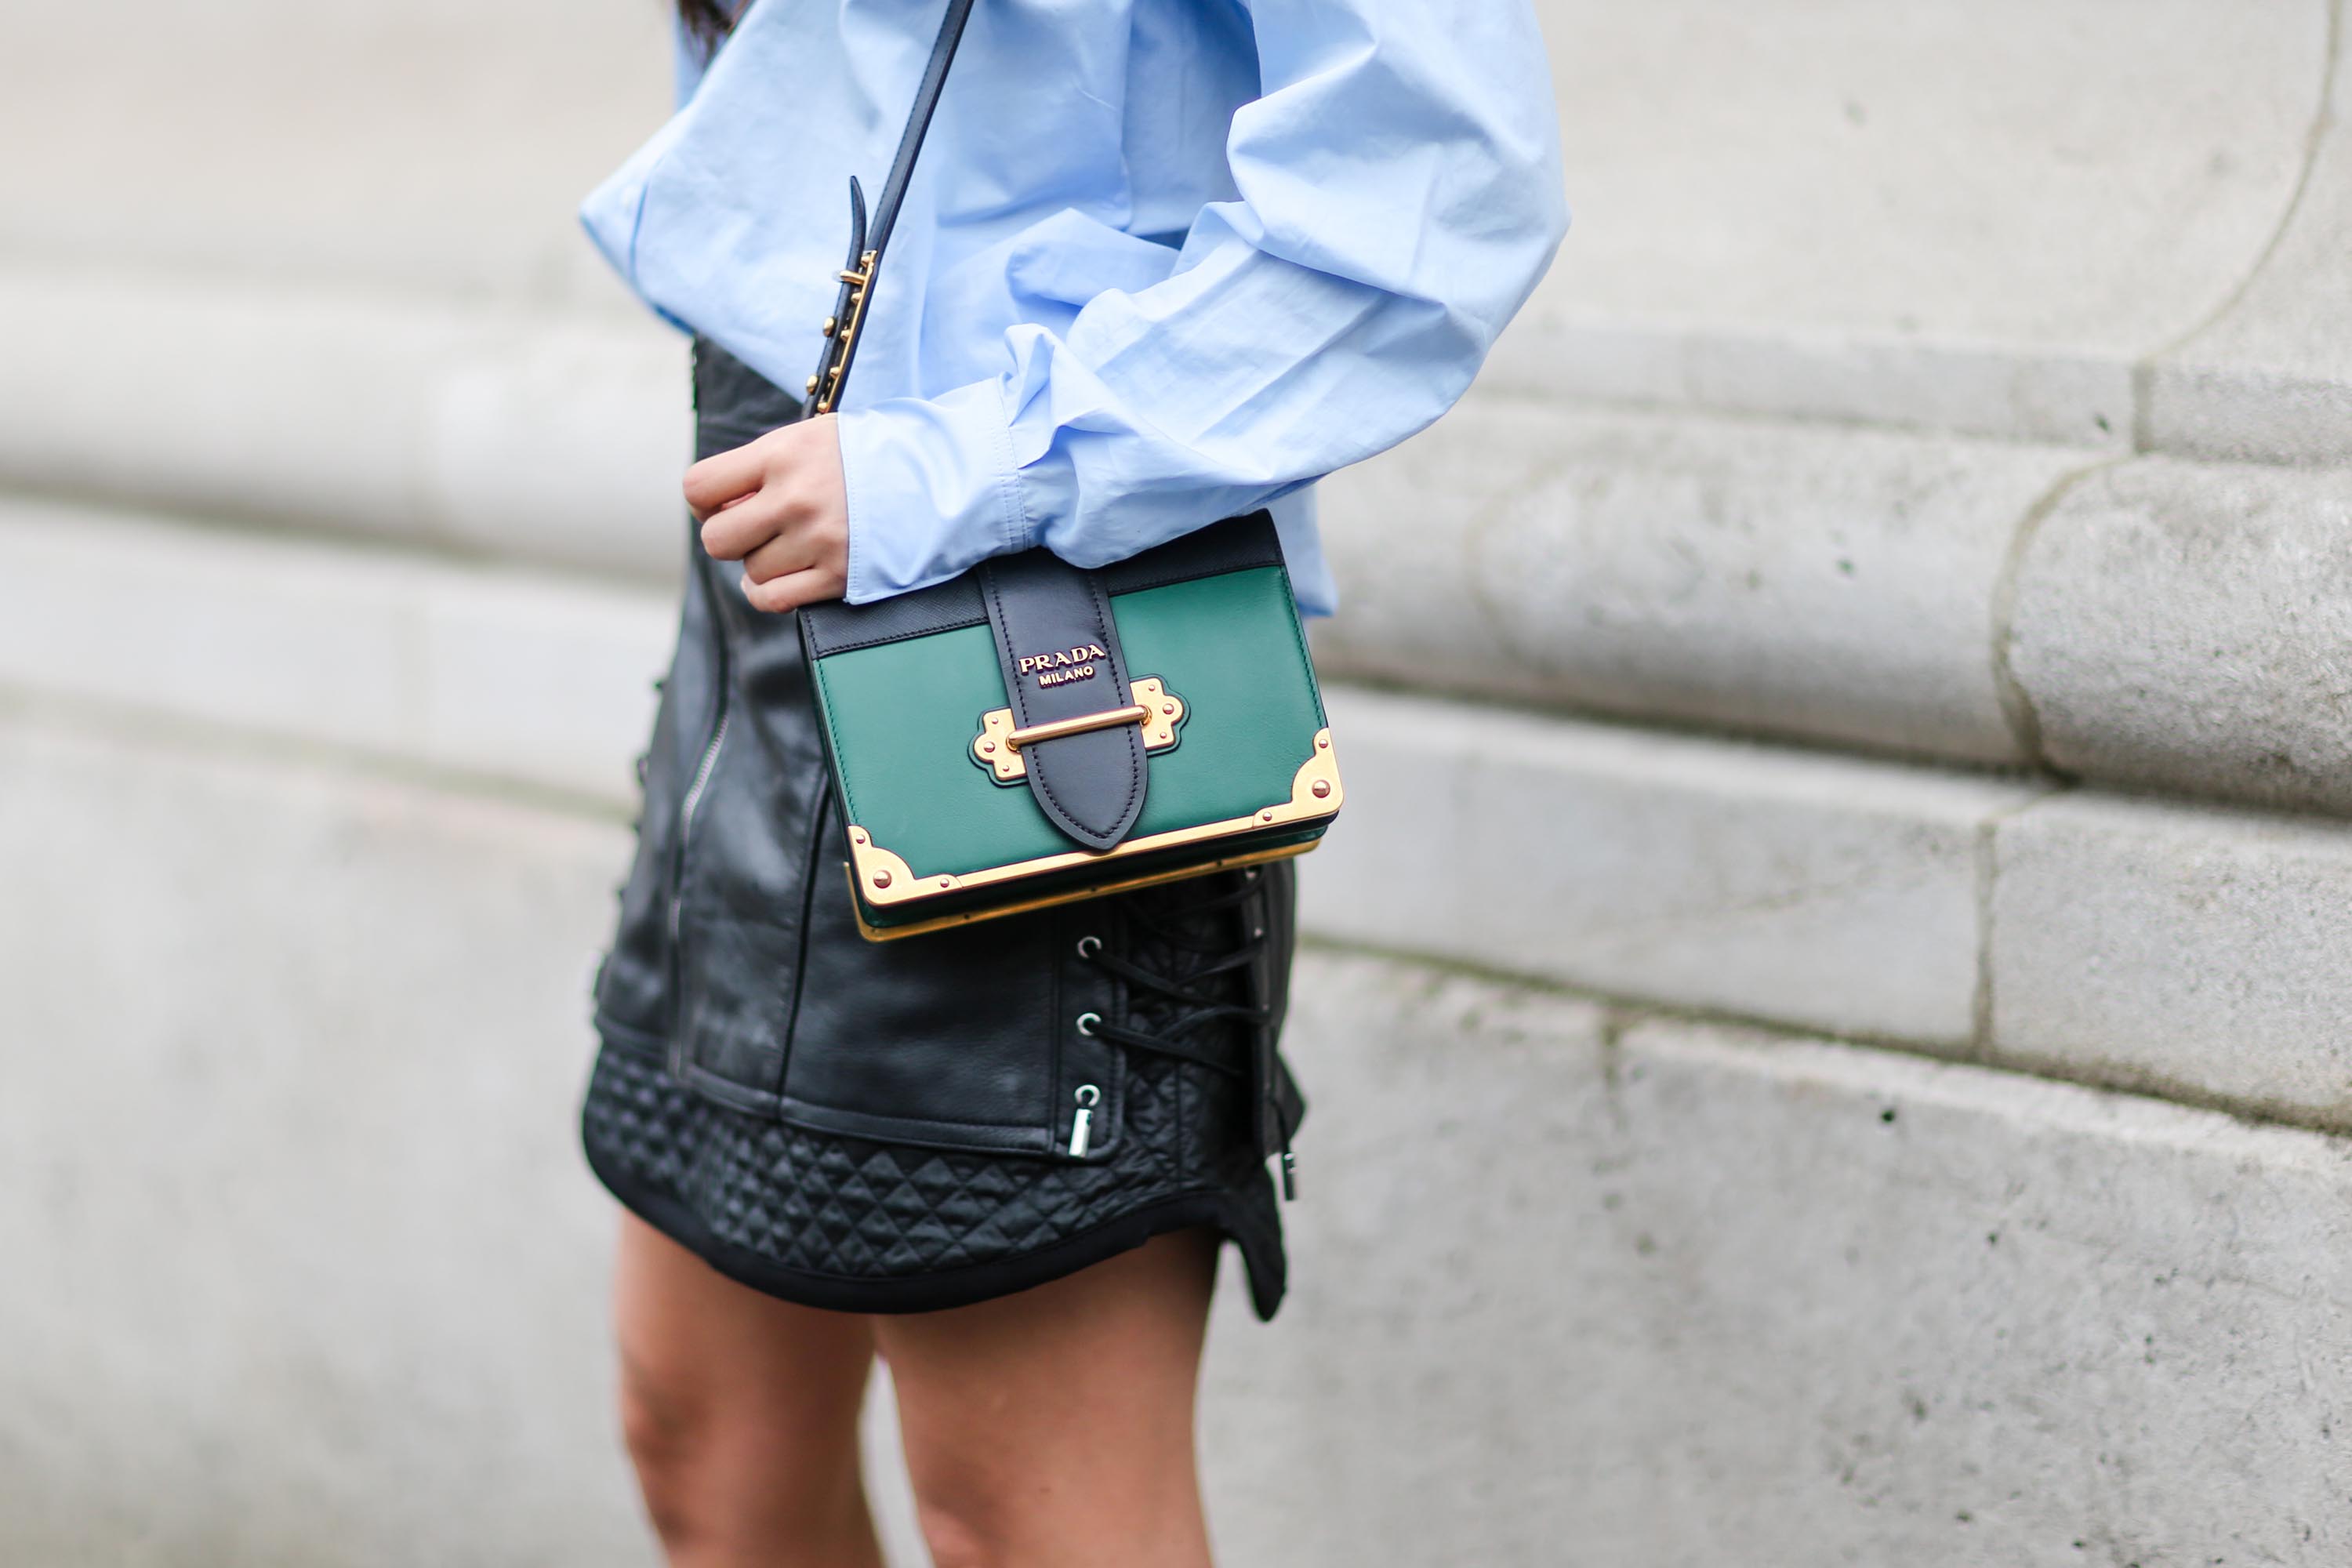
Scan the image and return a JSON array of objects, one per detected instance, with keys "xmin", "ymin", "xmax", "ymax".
[{"xmin": 972, "ymin": 677, "xmax": 1185, "ymax": 782}]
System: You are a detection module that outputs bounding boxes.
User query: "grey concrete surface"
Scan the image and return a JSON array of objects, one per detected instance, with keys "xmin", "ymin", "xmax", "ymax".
[
  {"xmin": 0, "ymin": 0, "xmax": 669, "ymax": 310},
  {"xmin": 1989, "ymin": 791, "xmax": 2352, "ymax": 1129},
  {"xmin": 1527, "ymin": 0, "xmax": 2323, "ymax": 352},
  {"xmin": 2006, "ymin": 457, "xmax": 2352, "ymax": 815},
  {"xmin": 0, "ymin": 713, "xmax": 935, "ymax": 1568},
  {"xmin": 0, "ymin": 276, "xmax": 691, "ymax": 579},
  {"xmin": 1312, "ymin": 396, "xmax": 2078, "ymax": 764},
  {"xmin": 1493, "ymin": 318, "xmax": 2141, "ymax": 452},
  {"xmin": 9, "ymin": 711, "xmax": 2349, "ymax": 1566},
  {"xmin": 1210, "ymin": 955, "xmax": 2352, "ymax": 1565},
  {"xmin": 2147, "ymin": 31, "xmax": 2352, "ymax": 466},
  {"xmin": 1497, "ymin": 0, "xmax": 2332, "ymax": 441},
  {"xmin": 0, "ymin": 497, "xmax": 674, "ymax": 805},
  {"xmin": 0, "ymin": 717, "xmax": 649, "ymax": 1566},
  {"xmin": 1306, "ymin": 687, "xmax": 2047, "ymax": 1047}
]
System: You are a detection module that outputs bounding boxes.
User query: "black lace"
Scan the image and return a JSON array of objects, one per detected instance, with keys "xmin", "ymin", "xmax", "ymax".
[
  {"xmin": 1076, "ymin": 878, "xmax": 1268, "ymax": 1077},
  {"xmin": 1076, "ymin": 872, "xmax": 1297, "ymax": 1198}
]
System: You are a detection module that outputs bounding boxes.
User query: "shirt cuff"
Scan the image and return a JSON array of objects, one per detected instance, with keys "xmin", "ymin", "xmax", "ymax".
[{"xmin": 835, "ymin": 379, "xmax": 1038, "ymax": 604}]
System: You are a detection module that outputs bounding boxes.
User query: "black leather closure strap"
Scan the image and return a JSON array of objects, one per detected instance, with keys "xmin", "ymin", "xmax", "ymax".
[
  {"xmin": 978, "ymin": 554, "xmax": 1149, "ymax": 852},
  {"xmin": 803, "ymin": 0, "xmax": 978, "ymax": 418}
]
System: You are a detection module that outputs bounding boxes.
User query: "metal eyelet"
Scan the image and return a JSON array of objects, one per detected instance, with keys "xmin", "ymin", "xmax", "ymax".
[
  {"xmin": 1075, "ymin": 1011, "xmax": 1101, "ymax": 1037},
  {"xmin": 1075, "ymin": 934, "xmax": 1102, "ymax": 960}
]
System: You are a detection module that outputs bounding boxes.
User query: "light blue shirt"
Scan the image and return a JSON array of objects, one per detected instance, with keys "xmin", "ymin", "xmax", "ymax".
[{"xmin": 583, "ymin": 0, "xmax": 1567, "ymax": 614}]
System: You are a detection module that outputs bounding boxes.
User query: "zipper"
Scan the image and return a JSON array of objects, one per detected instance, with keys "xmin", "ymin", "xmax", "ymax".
[{"xmin": 666, "ymin": 711, "xmax": 730, "ymax": 946}]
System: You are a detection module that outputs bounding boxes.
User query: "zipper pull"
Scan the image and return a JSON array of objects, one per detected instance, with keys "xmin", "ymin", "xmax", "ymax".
[
  {"xmin": 1272, "ymin": 1102, "xmax": 1298, "ymax": 1200},
  {"xmin": 1067, "ymin": 1083, "xmax": 1101, "ymax": 1158}
]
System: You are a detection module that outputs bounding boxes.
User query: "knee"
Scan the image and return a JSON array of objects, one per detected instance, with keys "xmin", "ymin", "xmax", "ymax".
[
  {"xmin": 618, "ymin": 1363, "xmax": 717, "ymax": 1547},
  {"xmin": 619, "ymin": 1354, "xmax": 873, "ymax": 1559},
  {"xmin": 914, "ymin": 1496, "xmax": 1011, "ymax": 1568}
]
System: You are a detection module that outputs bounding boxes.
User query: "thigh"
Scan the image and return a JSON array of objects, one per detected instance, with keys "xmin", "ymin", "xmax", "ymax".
[
  {"xmin": 613, "ymin": 1212, "xmax": 877, "ymax": 1477},
  {"xmin": 873, "ymin": 1229, "xmax": 1222, "ymax": 1568}
]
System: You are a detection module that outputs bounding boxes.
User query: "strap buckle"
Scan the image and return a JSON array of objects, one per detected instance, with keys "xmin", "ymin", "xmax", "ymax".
[{"xmin": 804, "ymin": 249, "xmax": 877, "ymax": 412}]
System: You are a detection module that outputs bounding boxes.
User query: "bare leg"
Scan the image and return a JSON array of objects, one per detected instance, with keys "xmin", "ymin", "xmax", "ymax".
[
  {"xmin": 875, "ymin": 1229, "xmax": 1222, "ymax": 1568},
  {"xmin": 612, "ymin": 1214, "xmax": 884, "ymax": 1568}
]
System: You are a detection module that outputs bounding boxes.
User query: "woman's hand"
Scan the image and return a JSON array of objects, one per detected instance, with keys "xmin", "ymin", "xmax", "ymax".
[{"xmin": 685, "ymin": 415, "xmax": 850, "ymax": 614}]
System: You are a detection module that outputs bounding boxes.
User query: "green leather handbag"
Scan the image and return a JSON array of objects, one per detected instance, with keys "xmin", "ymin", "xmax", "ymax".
[
  {"xmin": 800, "ymin": 515, "xmax": 1344, "ymax": 940},
  {"xmin": 793, "ymin": 0, "xmax": 1341, "ymax": 940}
]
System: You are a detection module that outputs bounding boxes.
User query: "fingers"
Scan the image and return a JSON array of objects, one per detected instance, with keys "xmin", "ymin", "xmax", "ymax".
[
  {"xmin": 740, "ymin": 564, "xmax": 845, "ymax": 615},
  {"xmin": 681, "ymin": 442, "xmax": 765, "ymax": 521},
  {"xmin": 698, "ymin": 491, "xmax": 786, "ymax": 561},
  {"xmin": 740, "ymin": 532, "xmax": 816, "ymax": 586},
  {"xmin": 686, "ymin": 418, "xmax": 849, "ymax": 613}
]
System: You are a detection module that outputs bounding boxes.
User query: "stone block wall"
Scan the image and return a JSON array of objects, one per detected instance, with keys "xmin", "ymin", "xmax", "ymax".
[{"xmin": 3, "ymin": 2, "xmax": 2348, "ymax": 1563}]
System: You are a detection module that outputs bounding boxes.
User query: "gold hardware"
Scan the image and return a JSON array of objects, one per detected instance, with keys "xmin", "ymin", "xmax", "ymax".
[
  {"xmin": 858, "ymin": 726, "xmax": 1342, "ymax": 919},
  {"xmin": 847, "ymin": 840, "xmax": 1317, "ymax": 942},
  {"xmin": 1009, "ymin": 704, "xmax": 1145, "ymax": 749},
  {"xmin": 973, "ymin": 677, "xmax": 1184, "ymax": 782},
  {"xmin": 813, "ymin": 250, "xmax": 880, "ymax": 415}
]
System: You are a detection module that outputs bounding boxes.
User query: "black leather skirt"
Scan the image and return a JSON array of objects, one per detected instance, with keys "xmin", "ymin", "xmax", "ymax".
[{"xmin": 578, "ymin": 343, "xmax": 1301, "ymax": 1319}]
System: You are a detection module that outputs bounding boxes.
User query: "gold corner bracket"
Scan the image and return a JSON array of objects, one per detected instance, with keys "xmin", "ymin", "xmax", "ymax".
[
  {"xmin": 853, "ymin": 726, "xmax": 1342, "ymax": 913},
  {"xmin": 971, "ymin": 677, "xmax": 1185, "ymax": 783}
]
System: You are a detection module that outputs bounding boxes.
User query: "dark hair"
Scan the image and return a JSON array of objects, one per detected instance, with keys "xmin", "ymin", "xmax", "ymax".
[{"xmin": 677, "ymin": 0, "xmax": 736, "ymax": 48}]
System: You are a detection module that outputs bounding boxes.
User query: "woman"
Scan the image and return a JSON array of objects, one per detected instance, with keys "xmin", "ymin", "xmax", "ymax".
[{"xmin": 576, "ymin": 0, "xmax": 1564, "ymax": 1561}]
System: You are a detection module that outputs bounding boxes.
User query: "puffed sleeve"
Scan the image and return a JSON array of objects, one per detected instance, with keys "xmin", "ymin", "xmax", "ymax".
[{"xmin": 833, "ymin": 0, "xmax": 1568, "ymax": 604}]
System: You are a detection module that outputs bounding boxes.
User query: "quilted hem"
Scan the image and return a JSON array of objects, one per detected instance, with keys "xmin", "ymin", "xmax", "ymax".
[{"xmin": 586, "ymin": 1128, "xmax": 1286, "ymax": 1319}]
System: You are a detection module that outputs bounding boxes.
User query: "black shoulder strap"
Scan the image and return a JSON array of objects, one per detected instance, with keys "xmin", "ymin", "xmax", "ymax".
[{"xmin": 803, "ymin": 0, "xmax": 977, "ymax": 417}]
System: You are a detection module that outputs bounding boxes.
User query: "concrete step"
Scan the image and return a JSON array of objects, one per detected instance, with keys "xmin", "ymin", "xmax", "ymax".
[
  {"xmin": 1318, "ymin": 400, "xmax": 2352, "ymax": 814},
  {"xmin": 1218, "ymin": 950, "xmax": 2352, "ymax": 1565},
  {"xmin": 0, "ymin": 494, "xmax": 673, "ymax": 808},
  {"xmin": 0, "ymin": 274, "xmax": 692, "ymax": 583}
]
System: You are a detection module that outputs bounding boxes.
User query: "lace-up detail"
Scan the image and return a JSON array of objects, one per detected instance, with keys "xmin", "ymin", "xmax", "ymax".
[{"xmin": 1076, "ymin": 872, "xmax": 1296, "ymax": 1196}]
